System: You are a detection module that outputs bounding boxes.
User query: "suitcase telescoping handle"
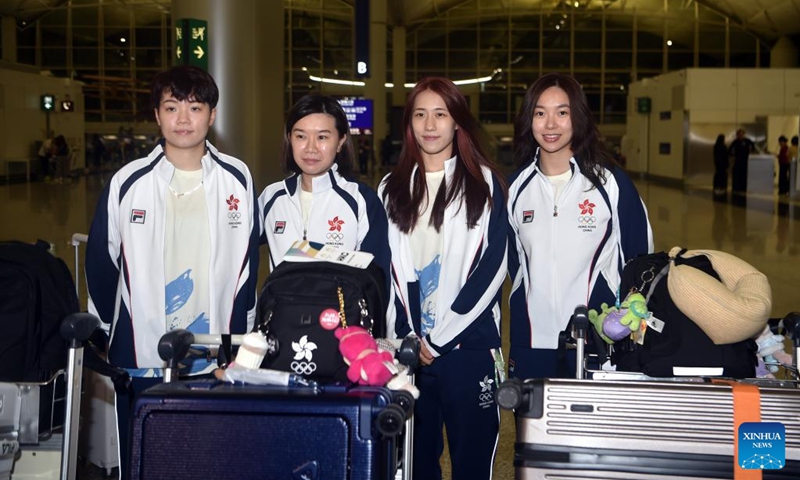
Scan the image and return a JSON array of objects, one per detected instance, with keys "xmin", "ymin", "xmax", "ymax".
[
  {"xmin": 59, "ymin": 312, "xmax": 103, "ymax": 480},
  {"xmin": 571, "ymin": 305, "xmax": 590, "ymax": 380}
]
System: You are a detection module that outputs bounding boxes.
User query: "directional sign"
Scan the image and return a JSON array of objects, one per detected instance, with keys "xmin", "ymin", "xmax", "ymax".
[
  {"xmin": 175, "ymin": 18, "xmax": 208, "ymax": 71},
  {"xmin": 41, "ymin": 94, "xmax": 55, "ymax": 112}
]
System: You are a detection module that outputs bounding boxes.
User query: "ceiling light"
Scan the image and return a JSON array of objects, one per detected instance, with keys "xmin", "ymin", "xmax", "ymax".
[
  {"xmin": 307, "ymin": 68, "xmax": 501, "ymax": 88},
  {"xmin": 667, "ymin": 40, "xmax": 673, "ymax": 46},
  {"xmin": 120, "ymin": 37, "xmax": 126, "ymax": 43}
]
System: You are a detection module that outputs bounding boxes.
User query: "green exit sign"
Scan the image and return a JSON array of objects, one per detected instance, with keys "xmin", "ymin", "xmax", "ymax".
[
  {"xmin": 637, "ymin": 97, "xmax": 651, "ymax": 114},
  {"xmin": 175, "ymin": 19, "xmax": 208, "ymax": 71},
  {"xmin": 41, "ymin": 94, "xmax": 55, "ymax": 112}
]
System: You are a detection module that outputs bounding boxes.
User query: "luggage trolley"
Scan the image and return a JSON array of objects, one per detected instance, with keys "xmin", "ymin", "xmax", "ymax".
[
  {"xmin": 70, "ymin": 232, "xmax": 121, "ymax": 477},
  {"xmin": 5, "ymin": 236, "xmax": 103, "ymax": 480},
  {"xmin": 497, "ymin": 307, "xmax": 800, "ymax": 479},
  {"xmin": 10, "ymin": 233, "xmax": 121, "ymax": 480},
  {"xmin": 11, "ymin": 312, "xmax": 106, "ymax": 480},
  {"xmin": 126, "ymin": 329, "xmax": 418, "ymax": 480}
]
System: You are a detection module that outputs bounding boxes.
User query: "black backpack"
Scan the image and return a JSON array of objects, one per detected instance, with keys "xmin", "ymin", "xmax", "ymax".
[
  {"xmin": 0, "ymin": 240, "xmax": 80, "ymax": 382},
  {"xmin": 257, "ymin": 260, "xmax": 387, "ymax": 383},
  {"xmin": 611, "ymin": 251, "xmax": 757, "ymax": 378}
]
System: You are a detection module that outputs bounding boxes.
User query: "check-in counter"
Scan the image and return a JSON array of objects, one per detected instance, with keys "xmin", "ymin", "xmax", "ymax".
[{"xmin": 747, "ymin": 154, "xmax": 775, "ymax": 194}]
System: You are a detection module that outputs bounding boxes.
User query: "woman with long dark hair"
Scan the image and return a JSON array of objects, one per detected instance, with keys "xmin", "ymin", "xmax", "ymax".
[
  {"xmin": 380, "ymin": 77, "xmax": 508, "ymax": 480},
  {"xmin": 507, "ymin": 72, "xmax": 653, "ymax": 379}
]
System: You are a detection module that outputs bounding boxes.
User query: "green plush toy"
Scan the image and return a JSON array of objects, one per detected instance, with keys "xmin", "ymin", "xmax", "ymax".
[{"xmin": 588, "ymin": 292, "xmax": 649, "ymax": 344}]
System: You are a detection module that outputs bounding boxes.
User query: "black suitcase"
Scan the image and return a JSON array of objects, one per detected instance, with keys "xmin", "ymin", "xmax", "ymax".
[{"xmin": 129, "ymin": 380, "xmax": 408, "ymax": 480}]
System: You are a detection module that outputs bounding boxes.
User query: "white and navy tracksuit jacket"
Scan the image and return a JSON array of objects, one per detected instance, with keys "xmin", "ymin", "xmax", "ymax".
[
  {"xmin": 507, "ymin": 154, "xmax": 653, "ymax": 352},
  {"xmin": 258, "ymin": 165, "xmax": 392, "ymax": 301},
  {"xmin": 380, "ymin": 160, "xmax": 508, "ymax": 356},
  {"xmin": 86, "ymin": 140, "xmax": 260, "ymax": 370},
  {"xmin": 379, "ymin": 158, "xmax": 507, "ymax": 480}
]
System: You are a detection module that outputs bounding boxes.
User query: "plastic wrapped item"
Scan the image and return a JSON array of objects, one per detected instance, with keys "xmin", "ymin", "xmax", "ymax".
[{"xmin": 220, "ymin": 364, "xmax": 318, "ymax": 389}]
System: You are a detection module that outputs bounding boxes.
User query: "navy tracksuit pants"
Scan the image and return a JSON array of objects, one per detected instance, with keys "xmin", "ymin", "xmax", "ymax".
[{"xmin": 413, "ymin": 348, "xmax": 500, "ymax": 480}]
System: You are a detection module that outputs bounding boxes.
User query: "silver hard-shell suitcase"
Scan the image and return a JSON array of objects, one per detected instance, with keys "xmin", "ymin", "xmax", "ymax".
[{"xmin": 499, "ymin": 377, "xmax": 800, "ymax": 479}]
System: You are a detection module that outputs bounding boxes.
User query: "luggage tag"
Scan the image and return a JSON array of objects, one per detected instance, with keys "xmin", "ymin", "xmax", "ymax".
[
  {"xmin": 492, "ymin": 348, "xmax": 506, "ymax": 385},
  {"xmin": 645, "ymin": 314, "xmax": 665, "ymax": 333}
]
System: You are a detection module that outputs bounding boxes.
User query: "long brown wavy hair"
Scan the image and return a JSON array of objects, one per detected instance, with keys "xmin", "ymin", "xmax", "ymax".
[{"xmin": 382, "ymin": 77, "xmax": 505, "ymax": 233}]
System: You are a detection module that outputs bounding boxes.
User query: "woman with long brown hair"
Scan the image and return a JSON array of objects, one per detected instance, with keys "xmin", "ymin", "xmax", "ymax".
[{"xmin": 380, "ymin": 77, "xmax": 508, "ymax": 480}]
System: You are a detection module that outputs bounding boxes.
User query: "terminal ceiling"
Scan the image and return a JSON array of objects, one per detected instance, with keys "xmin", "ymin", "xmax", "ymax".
[{"xmin": 3, "ymin": 1, "xmax": 799, "ymax": 41}]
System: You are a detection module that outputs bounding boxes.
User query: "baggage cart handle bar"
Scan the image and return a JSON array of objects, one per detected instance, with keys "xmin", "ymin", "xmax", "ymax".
[
  {"xmin": 60, "ymin": 312, "xmax": 102, "ymax": 348},
  {"xmin": 571, "ymin": 305, "xmax": 589, "ymax": 380},
  {"xmin": 70, "ymin": 233, "xmax": 88, "ymax": 246}
]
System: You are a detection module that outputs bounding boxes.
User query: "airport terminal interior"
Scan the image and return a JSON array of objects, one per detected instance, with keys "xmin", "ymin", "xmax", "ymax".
[{"xmin": 2, "ymin": 0, "xmax": 800, "ymax": 479}]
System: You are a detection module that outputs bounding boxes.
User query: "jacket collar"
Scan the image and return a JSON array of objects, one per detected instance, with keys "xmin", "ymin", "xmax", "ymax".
[
  {"xmin": 285, "ymin": 163, "xmax": 342, "ymax": 196},
  {"xmin": 153, "ymin": 139, "xmax": 216, "ymax": 183},
  {"xmin": 532, "ymin": 147, "xmax": 577, "ymax": 176}
]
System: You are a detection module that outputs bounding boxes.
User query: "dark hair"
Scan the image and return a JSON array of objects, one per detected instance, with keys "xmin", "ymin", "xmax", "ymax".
[
  {"xmin": 715, "ymin": 134, "xmax": 726, "ymax": 146},
  {"xmin": 779, "ymin": 135, "xmax": 788, "ymax": 143},
  {"xmin": 792, "ymin": 136, "xmax": 799, "ymax": 146},
  {"xmin": 281, "ymin": 95, "xmax": 354, "ymax": 178},
  {"xmin": 513, "ymin": 72, "xmax": 612, "ymax": 188},
  {"xmin": 382, "ymin": 77, "xmax": 505, "ymax": 233},
  {"xmin": 150, "ymin": 65, "xmax": 219, "ymax": 110}
]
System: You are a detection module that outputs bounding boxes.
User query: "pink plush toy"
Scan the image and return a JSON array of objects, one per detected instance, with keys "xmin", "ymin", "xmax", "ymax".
[{"xmin": 335, "ymin": 326, "xmax": 395, "ymax": 386}]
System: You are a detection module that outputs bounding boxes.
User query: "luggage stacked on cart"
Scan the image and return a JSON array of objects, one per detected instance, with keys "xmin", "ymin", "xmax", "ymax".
[
  {"xmin": 0, "ymin": 239, "xmax": 78, "ymax": 479},
  {"xmin": 497, "ymin": 247, "xmax": 798, "ymax": 479},
  {"xmin": 1, "ymin": 238, "xmax": 124, "ymax": 480},
  {"xmin": 127, "ymin": 323, "xmax": 417, "ymax": 480}
]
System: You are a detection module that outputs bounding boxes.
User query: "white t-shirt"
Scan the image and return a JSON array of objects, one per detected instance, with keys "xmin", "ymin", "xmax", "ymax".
[
  {"xmin": 409, "ymin": 169, "xmax": 445, "ymax": 336},
  {"xmin": 299, "ymin": 187, "xmax": 313, "ymax": 238},
  {"xmin": 544, "ymin": 168, "xmax": 572, "ymax": 204},
  {"xmin": 164, "ymin": 166, "xmax": 213, "ymax": 375}
]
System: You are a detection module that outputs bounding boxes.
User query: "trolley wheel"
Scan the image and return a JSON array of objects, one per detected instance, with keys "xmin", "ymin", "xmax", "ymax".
[
  {"xmin": 376, "ymin": 404, "xmax": 405, "ymax": 438},
  {"xmin": 495, "ymin": 378, "xmax": 525, "ymax": 410},
  {"xmin": 391, "ymin": 390, "xmax": 415, "ymax": 416}
]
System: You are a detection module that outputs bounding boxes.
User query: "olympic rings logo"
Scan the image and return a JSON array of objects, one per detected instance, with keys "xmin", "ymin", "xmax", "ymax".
[
  {"xmin": 578, "ymin": 216, "xmax": 596, "ymax": 224},
  {"xmin": 291, "ymin": 361, "xmax": 317, "ymax": 375},
  {"xmin": 228, "ymin": 211, "xmax": 242, "ymax": 221},
  {"xmin": 478, "ymin": 392, "xmax": 494, "ymax": 403},
  {"xmin": 326, "ymin": 232, "xmax": 344, "ymax": 241}
]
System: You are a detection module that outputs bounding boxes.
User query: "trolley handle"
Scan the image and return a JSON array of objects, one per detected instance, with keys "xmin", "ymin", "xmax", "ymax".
[{"xmin": 60, "ymin": 312, "xmax": 102, "ymax": 348}]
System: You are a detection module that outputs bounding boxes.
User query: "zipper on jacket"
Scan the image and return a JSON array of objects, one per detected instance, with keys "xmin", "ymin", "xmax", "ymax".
[{"xmin": 553, "ymin": 205, "xmax": 558, "ymax": 217}]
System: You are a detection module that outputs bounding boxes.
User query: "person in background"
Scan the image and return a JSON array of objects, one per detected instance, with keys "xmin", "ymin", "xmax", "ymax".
[
  {"xmin": 358, "ymin": 135, "xmax": 372, "ymax": 175},
  {"xmin": 37, "ymin": 131, "xmax": 54, "ymax": 181},
  {"xmin": 713, "ymin": 134, "xmax": 729, "ymax": 197},
  {"xmin": 507, "ymin": 72, "xmax": 653, "ymax": 379},
  {"xmin": 90, "ymin": 134, "xmax": 107, "ymax": 173},
  {"xmin": 381, "ymin": 133, "xmax": 394, "ymax": 167},
  {"xmin": 380, "ymin": 77, "xmax": 508, "ymax": 480},
  {"xmin": 778, "ymin": 135, "xmax": 790, "ymax": 196},
  {"xmin": 86, "ymin": 65, "xmax": 259, "ymax": 479},
  {"xmin": 729, "ymin": 128, "xmax": 755, "ymax": 194},
  {"xmin": 52, "ymin": 135, "xmax": 71, "ymax": 184}
]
